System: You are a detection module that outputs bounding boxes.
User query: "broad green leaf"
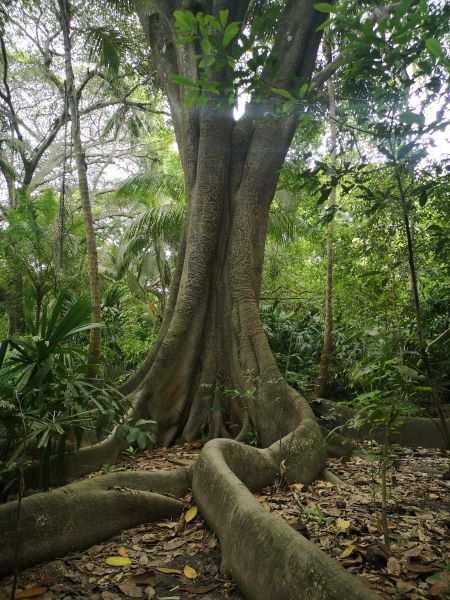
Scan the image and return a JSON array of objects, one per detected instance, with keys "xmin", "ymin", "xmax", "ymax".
[
  {"xmin": 314, "ymin": 3, "xmax": 337, "ymax": 13},
  {"xmin": 425, "ymin": 38, "xmax": 444, "ymax": 59},
  {"xmin": 200, "ymin": 38, "xmax": 211, "ymax": 55},
  {"xmin": 219, "ymin": 9, "xmax": 229, "ymax": 29},
  {"xmin": 399, "ymin": 111, "xmax": 424, "ymax": 126},
  {"xmin": 171, "ymin": 75, "xmax": 197, "ymax": 88},
  {"xmin": 271, "ymin": 87, "xmax": 294, "ymax": 100},
  {"xmin": 316, "ymin": 17, "xmax": 334, "ymax": 31},
  {"xmin": 223, "ymin": 22, "xmax": 239, "ymax": 47},
  {"xmin": 298, "ymin": 83, "xmax": 308, "ymax": 98},
  {"xmin": 397, "ymin": 142, "xmax": 415, "ymax": 158}
]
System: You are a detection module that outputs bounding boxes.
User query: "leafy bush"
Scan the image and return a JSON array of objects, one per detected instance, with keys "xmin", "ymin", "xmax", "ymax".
[
  {"xmin": 0, "ymin": 291, "xmax": 126, "ymax": 491},
  {"xmin": 261, "ymin": 300, "xmax": 323, "ymax": 393}
]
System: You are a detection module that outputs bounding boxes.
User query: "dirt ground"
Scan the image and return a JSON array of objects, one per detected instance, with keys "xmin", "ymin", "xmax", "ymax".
[{"xmin": 1, "ymin": 442, "xmax": 449, "ymax": 600}]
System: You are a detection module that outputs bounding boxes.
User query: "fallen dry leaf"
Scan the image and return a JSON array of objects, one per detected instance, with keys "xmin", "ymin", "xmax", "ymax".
[
  {"xmin": 15, "ymin": 588, "xmax": 48, "ymax": 599},
  {"xmin": 184, "ymin": 506, "xmax": 198, "ymax": 523},
  {"xmin": 117, "ymin": 546, "xmax": 129, "ymax": 558},
  {"xmin": 155, "ymin": 566, "xmax": 183, "ymax": 574},
  {"xmin": 340, "ymin": 545, "xmax": 356, "ymax": 558},
  {"xmin": 116, "ymin": 578, "xmax": 142, "ymax": 598},
  {"xmin": 156, "ymin": 522, "xmax": 178, "ymax": 529},
  {"xmin": 141, "ymin": 533, "xmax": 158, "ymax": 543},
  {"xmin": 163, "ymin": 538, "xmax": 186, "ymax": 551},
  {"xmin": 396, "ymin": 580, "xmax": 416, "ymax": 594},
  {"xmin": 105, "ymin": 556, "xmax": 132, "ymax": 567},
  {"xmin": 183, "ymin": 565, "xmax": 198, "ymax": 579},
  {"xmin": 145, "ymin": 586, "xmax": 156, "ymax": 600},
  {"xmin": 127, "ymin": 572, "xmax": 156, "ymax": 586},
  {"xmin": 336, "ymin": 519, "xmax": 351, "ymax": 531},
  {"xmin": 406, "ymin": 559, "xmax": 438, "ymax": 574},
  {"xmin": 292, "ymin": 483, "xmax": 304, "ymax": 492},
  {"xmin": 387, "ymin": 556, "xmax": 401, "ymax": 577}
]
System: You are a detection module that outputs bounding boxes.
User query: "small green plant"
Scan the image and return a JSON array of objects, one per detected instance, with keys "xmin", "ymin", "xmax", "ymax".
[
  {"xmin": 115, "ymin": 419, "xmax": 157, "ymax": 450},
  {"xmin": 346, "ymin": 355, "xmax": 420, "ymax": 546}
]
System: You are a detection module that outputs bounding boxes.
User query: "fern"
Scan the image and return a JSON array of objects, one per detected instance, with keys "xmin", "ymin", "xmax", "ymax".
[{"xmin": 86, "ymin": 26, "xmax": 129, "ymax": 74}]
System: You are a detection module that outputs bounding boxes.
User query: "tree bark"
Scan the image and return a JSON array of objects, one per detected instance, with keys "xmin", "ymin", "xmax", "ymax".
[
  {"xmin": 122, "ymin": 0, "xmax": 327, "ymax": 452},
  {"xmin": 58, "ymin": 0, "xmax": 102, "ymax": 367}
]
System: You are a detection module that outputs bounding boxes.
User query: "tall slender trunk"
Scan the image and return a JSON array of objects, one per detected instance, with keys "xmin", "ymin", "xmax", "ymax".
[
  {"xmin": 392, "ymin": 159, "xmax": 449, "ymax": 448},
  {"xmin": 58, "ymin": 0, "xmax": 101, "ymax": 367},
  {"xmin": 315, "ymin": 41, "xmax": 337, "ymax": 398},
  {"xmin": 4, "ymin": 177, "xmax": 26, "ymax": 335}
]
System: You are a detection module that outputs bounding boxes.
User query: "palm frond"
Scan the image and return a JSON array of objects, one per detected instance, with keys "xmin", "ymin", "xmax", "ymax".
[
  {"xmin": 267, "ymin": 209, "xmax": 301, "ymax": 243},
  {"xmin": 116, "ymin": 172, "xmax": 185, "ymax": 205},
  {"xmin": 86, "ymin": 26, "xmax": 129, "ymax": 74},
  {"xmin": 124, "ymin": 204, "xmax": 184, "ymax": 244}
]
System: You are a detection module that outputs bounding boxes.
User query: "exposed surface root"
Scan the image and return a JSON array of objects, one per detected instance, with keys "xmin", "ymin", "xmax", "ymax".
[
  {"xmin": 316, "ymin": 398, "xmax": 450, "ymax": 449},
  {"xmin": 193, "ymin": 438, "xmax": 379, "ymax": 600},
  {"xmin": 1, "ymin": 394, "xmax": 381, "ymax": 598},
  {"xmin": 0, "ymin": 470, "xmax": 189, "ymax": 576}
]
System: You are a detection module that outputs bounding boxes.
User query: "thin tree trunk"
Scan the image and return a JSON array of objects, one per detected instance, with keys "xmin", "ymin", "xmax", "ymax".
[
  {"xmin": 392, "ymin": 160, "xmax": 450, "ymax": 448},
  {"xmin": 58, "ymin": 0, "xmax": 102, "ymax": 368},
  {"xmin": 315, "ymin": 40, "xmax": 337, "ymax": 398}
]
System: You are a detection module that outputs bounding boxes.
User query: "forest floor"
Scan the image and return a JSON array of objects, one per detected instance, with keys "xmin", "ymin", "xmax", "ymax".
[{"xmin": 1, "ymin": 442, "xmax": 449, "ymax": 600}]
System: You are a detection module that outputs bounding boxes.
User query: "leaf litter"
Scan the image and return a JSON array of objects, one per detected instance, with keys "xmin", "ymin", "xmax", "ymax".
[{"xmin": 1, "ymin": 442, "xmax": 448, "ymax": 599}]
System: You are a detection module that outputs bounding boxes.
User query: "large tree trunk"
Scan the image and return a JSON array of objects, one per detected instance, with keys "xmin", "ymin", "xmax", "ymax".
[{"xmin": 123, "ymin": 0, "xmax": 327, "ymax": 451}]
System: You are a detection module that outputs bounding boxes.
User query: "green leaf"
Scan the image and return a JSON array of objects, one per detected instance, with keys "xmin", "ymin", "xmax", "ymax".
[
  {"xmin": 391, "ymin": 0, "xmax": 412, "ymax": 27},
  {"xmin": 171, "ymin": 74, "xmax": 197, "ymax": 88},
  {"xmin": 425, "ymin": 38, "xmax": 444, "ymax": 60},
  {"xmin": 316, "ymin": 17, "xmax": 334, "ymax": 31},
  {"xmin": 219, "ymin": 9, "xmax": 229, "ymax": 29},
  {"xmin": 205, "ymin": 15, "xmax": 222, "ymax": 32},
  {"xmin": 200, "ymin": 38, "xmax": 211, "ymax": 55},
  {"xmin": 418, "ymin": 188, "xmax": 428, "ymax": 207},
  {"xmin": 271, "ymin": 87, "xmax": 294, "ymax": 100},
  {"xmin": 399, "ymin": 111, "xmax": 424, "ymax": 126},
  {"xmin": 314, "ymin": 3, "xmax": 337, "ymax": 13},
  {"xmin": 223, "ymin": 22, "xmax": 240, "ymax": 47},
  {"xmin": 397, "ymin": 142, "xmax": 416, "ymax": 159},
  {"xmin": 298, "ymin": 83, "xmax": 308, "ymax": 98}
]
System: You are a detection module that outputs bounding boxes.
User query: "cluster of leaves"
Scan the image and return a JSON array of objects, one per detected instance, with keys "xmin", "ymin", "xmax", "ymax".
[
  {"xmin": 0, "ymin": 291, "xmax": 126, "ymax": 491},
  {"xmin": 261, "ymin": 301, "xmax": 324, "ymax": 393},
  {"xmin": 172, "ymin": 5, "xmax": 302, "ymax": 109}
]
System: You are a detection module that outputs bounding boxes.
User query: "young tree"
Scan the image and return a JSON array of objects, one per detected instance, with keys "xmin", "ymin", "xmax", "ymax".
[
  {"xmin": 58, "ymin": 0, "xmax": 102, "ymax": 367},
  {"xmin": 315, "ymin": 38, "xmax": 338, "ymax": 398}
]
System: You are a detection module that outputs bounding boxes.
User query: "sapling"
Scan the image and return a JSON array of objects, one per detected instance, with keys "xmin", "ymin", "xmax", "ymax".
[{"xmin": 348, "ymin": 357, "xmax": 419, "ymax": 546}]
